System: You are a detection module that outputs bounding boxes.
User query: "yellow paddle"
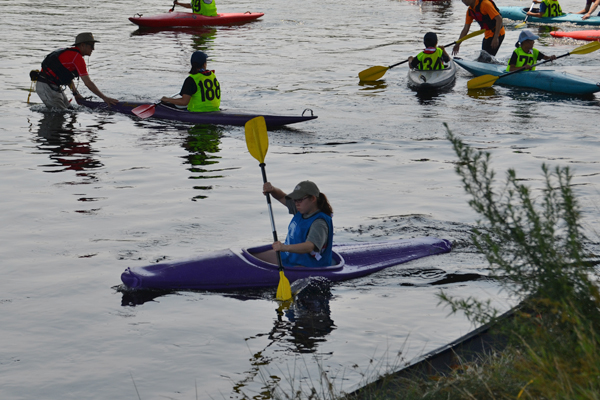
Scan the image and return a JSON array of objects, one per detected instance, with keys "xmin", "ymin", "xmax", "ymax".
[
  {"xmin": 467, "ymin": 41, "xmax": 600, "ymax": 89},
  {"xmin": 515, "ymin": 2, "xmax": 536, "ymax": 29},
  {"xmin": 358, "ymin": 29, "xmax": 485, "ymax": 81},
  {"xmin": 244, "ymin": 116, "xmax": 293, "ymax": 302}
]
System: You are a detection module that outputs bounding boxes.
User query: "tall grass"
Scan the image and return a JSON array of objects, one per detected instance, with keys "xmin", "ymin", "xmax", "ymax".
[{"xmin": 381, "ymin": 127, "xmax": 600, "ymax": 399}]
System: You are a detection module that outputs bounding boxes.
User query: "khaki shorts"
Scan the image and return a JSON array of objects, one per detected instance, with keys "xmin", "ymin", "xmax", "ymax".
[{"xmin": 36, "ymin": 81, "xmax": 70, "ymax": 110}]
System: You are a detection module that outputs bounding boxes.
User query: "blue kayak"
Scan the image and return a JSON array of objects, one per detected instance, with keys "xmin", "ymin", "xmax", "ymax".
[
  {"xmin": 499, "ymin": 7, "xmax": 600, "ymax": 26},
  {"xmin": 454, "ymin": 58, "xmax": 600, "ymax": 95}
]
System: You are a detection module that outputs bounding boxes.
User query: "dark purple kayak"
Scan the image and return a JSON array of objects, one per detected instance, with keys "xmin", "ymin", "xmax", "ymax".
[
  {"xmin": 121, "ymin": 237, "xmax": 452, "ymax": 290},
  {"xmin": 75, "ymin": 98, "xmax": 317, "ymax": 128}
]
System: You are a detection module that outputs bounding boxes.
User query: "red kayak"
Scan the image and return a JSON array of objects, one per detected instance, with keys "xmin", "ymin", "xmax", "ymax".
[
  {"xmin": 550, "ymin": 30, "xmax": 600, "ymax": 41},
  {"xmin": 129, "ymin": 11, "xmax": 264, "ymax": 28}
]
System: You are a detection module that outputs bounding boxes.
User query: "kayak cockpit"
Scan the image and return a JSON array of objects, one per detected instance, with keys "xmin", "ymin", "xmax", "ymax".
[{"xmin": 242, "ymin": 244, "xmax": 345, "ymax": 270}]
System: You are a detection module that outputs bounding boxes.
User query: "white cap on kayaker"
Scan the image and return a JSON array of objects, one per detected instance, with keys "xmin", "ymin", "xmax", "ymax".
[{"xmin": 518, "ymin": 30, "xmax": 539, "ymax": 42}]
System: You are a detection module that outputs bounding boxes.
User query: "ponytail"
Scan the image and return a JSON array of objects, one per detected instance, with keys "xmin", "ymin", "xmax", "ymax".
[
  {"xmin": 189, "ymin": 63, "xmax": 202, "ymax": 74},
  {"xmin": 317, "ymin": 193, "xmax": 333, "ymax": 216},
  {"xmin": 515, "ymin": 41, "xmax": 521, "ymax": 48}
]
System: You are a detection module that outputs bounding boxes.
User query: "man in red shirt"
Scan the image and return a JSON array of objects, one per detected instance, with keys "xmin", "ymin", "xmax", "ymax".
[
  {"xmin": 36, "ymin": 32, "xmax": 118, "ymax": 110},
  {"xmin": 452, "ymin": 0, "xmax": 505, "ymax": 57}
]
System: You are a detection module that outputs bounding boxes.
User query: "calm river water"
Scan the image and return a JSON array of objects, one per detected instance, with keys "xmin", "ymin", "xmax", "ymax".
[{"xmin": 2, "ymin": 0, "xmax": 599, "ymax": 398}]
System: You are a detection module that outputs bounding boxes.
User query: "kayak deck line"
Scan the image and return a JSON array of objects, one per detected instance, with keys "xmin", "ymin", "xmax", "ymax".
[
  {"xmin": 129, "ymin": 11, "xmax": 264, "ymax": 28},
  {"xmin": 454, "ymin": 58, "xmax": 600, "ymax": 95},
  {"xmin": 407, "ymin": 60, "xmax": 457, "ymax": 90},
  {"xmin": 75, "ymin": 98, "xmax": 317, "ymax": 127},
  {"xmin": 499, "ymin": 6, "xmax": 600, "ymax": 25},
  {"xmin": 120, "ymin": 237, "xmax": 453, "ymax": 291}
]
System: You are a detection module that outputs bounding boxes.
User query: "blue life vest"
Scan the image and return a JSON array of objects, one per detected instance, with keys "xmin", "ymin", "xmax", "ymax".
[{"xmin": 281, "ymin": 211, "xmax": 333, "ymax": 268}]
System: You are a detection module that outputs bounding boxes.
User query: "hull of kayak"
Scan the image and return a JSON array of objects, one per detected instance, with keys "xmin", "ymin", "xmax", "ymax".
[
  {"xmin": 454, "ymin": 58, "xmax": 600, "ymax": 95},
  {"xmin": 499, "ymin": 7, "xmax": 600, "ymax": 25},
  {"xmin": 121, "ymin": 237, "xmax": 452, "ymax": 290},
  {"xmin": 129, "ymin": 12, "xmax": 264, "ymax": 28},
  {"xmin": 76, "ymin": 99, "xmax": 317, "ymax": 128},
  {"xmin": 550, "ymin": 29, "xmax": 600, "ymax": 41},
  {"xmin": 407, "ymin": 60, "xmax": 457, "ymax": 89}
]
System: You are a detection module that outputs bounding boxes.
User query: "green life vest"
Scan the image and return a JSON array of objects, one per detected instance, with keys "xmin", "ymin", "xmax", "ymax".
[
  {"xmin": 191, "ymin": 0, "xmax": 217, "ymax": 16},
  {"xmin": 542, "ymin": 0, "xmax": 562, "ymax": 17},
  {"xmin": 188, "ymin": 71, "xmax": 221, "ymax": 112},
  {"xmin": 416, "ymin": 48, "xmax": 446, "ymax": 70},
  {"xmin": 506, "ymin": 47, "xmax": 540, "ymax": 71}
]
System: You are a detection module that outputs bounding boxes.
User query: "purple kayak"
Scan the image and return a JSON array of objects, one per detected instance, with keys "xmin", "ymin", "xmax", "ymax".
[
  {"xmin": 121, "ymin": 237, "xmax": 452, "ymax": 290},
  {"xmin": 75, "ymin": 98, "xmax": 317, "ymax": 128}
]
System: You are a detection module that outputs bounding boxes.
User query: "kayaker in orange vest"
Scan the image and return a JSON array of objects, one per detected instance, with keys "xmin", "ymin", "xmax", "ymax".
[
  {"xmin": 160, "ymin": 51, "xmax": 221, "ymax": 112},
  {"xmin": 408, "ymin": 32, "xmax": 451, "ymax": 70},
  {"xmin": 452, "ymin": 0, "xmax": 505, "ymax": 57},
  {"xmin": 579, "ymin": 0, "xmax": 600, "ymax": 19},
  {"xmin": 526, "ymin": 0, "xmax": 563, "ymax": 17},
  {"xmin": 173, "ymin": 0, "xmax": 218, "ymax": 16},
  {"xmin": 506, "ymin": 30, "xmax": 557, "ymax": 72},
  {"xmin": 255, "ymin": 181, "xmax": 334, "ymax": 268},
  {"xmin": 36, "ymin": 32, "xmax": 118, "ymax": 110}
]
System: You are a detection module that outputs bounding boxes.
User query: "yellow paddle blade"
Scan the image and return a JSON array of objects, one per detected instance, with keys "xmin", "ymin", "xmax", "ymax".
[
  {"xmin": 244, "ymin": 116, "xmax": 268, "ymax": 164},
  {"xmin": 514, "ymin": 21, "xmax": 527, "ymax": 29},
  {"xmin": 275, "ymin": 270, "xmax": 292, "ymax": 301},
  {"xmin": 571, "ymin": 41, "xmax": 600, "ymax": 55},
  {"xmin": 467, "ymin": 74, "xmax": 499, "ymax": 90},
  {"xmin": 358, "ymin": 66, "xmax": 389, "ymax": 81},
  {"xmin": 456, "ymin": 29, "xmax": 486, "ymax": 44}
]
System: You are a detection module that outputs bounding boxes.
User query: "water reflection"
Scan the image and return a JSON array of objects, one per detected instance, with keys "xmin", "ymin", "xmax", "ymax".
[
  {"xmin": 467, "ymin": 87, "xmax": 498, "ymax": 99},
  {"xmin": 32, "ymin": 112, "xmax": 103, "ymax": 176},
  {"xmin": 232, "ymin": 277, "xmax": 335, "ymax": 397},
  {"xmin": 357, "ymin": 80, "xmax": 388, "ymax": 92},
  {"xmin": 412, "ymin": 84, "xmax": 454, "ymax": 105},
  {"xmin": 183, "ymin": 124, "xmax": 224, "ymax": 200}
]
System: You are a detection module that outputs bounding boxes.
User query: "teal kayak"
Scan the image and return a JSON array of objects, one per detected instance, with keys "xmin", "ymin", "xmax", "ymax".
[
  {"xmin": 454, "ymin": 58, "xmax": 600, "ymax": 95},
  {"xmin": 499, "ymin": 7, "xmax": 600, "ymax": 25}
]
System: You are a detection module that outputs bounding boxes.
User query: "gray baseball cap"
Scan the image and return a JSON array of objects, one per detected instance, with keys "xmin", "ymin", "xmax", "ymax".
[{"xmin": 285, "ymin": 181, "xmax": 320, "ymax": 200}]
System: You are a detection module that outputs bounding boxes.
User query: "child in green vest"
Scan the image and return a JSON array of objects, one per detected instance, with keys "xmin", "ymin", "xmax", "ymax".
[
  {"xmin": 408, "ymin": 32, "xmax": 451, "ymax": 71},
  {"xmin": 507, "ymin": 30, "xmax": 556, "ymax": 72},
  {"xmin": 174, "ymin": 0, "xmax": 217, "ymax": 17},
  {"xmin": 161, "ymin": 51, "xmax": 221, "ymax": 112},
  {"xmin": 527, "ymin": 0, "xmax": 563, "ymax": 17}
]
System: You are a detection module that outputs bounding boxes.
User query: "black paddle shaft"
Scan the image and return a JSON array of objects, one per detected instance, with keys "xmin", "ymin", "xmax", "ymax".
[
  {"xmin": 260, "ymin": 163, "xmax": 284, "ymax": 269},
  {"xmin": 501, "ymin": 52, "xmax": 569, "ymax": 79}
]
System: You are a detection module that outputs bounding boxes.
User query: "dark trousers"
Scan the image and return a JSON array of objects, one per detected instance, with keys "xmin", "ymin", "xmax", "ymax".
[{"xmin": 482, "ymin": 34, "xmax": 505, "ymax": 56}]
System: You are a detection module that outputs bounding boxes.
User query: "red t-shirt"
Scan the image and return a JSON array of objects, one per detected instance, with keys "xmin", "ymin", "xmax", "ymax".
[{"xmin": 57, "ymin": 48, "xmax": 88, "ymax": 77}]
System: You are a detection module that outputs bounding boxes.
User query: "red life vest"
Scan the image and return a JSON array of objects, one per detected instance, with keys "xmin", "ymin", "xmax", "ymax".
[{"xmin": 468, "ymin": 0, "xmax": 501, "ymax": 32}]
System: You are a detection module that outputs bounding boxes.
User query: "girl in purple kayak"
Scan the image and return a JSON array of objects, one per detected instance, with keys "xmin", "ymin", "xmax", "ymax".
[{"xmin": 257, "ymin": 180, "xmax": 334, "ymax": 268}]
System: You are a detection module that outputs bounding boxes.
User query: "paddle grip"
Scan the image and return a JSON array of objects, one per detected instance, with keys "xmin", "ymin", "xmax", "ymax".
[{"xmin": 260, "ymin": 163, "xmax": 285, "ymax": 269}]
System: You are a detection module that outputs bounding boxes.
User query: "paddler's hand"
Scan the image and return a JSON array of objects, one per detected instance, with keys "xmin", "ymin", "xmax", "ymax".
[
  {"xmin": 407, "ymin": 56, "xmax": 414, "ymax": 68},
  {"xmin": 102, "ymin": 96, "xmax": 119, "ymax": 106},
  {"xmin": 491, "ymin": 37, "xmax": 499, "ymax": 49},
  {"xmin": 263, "ymin": 182, "xmax": 274, "ymax": 195},
  {"xmin": 272, "ymin": 241, "xmax": 285, "ymax": 252},
  {"xmin": 452, "ymin": 43, "xmax": 461, "ymax": 56}
]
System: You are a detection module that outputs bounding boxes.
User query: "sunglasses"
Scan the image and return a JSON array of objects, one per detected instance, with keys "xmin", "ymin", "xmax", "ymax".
[{"xmin": 86, "ymin": 42, "xmax": 95, "ymax": 49}]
